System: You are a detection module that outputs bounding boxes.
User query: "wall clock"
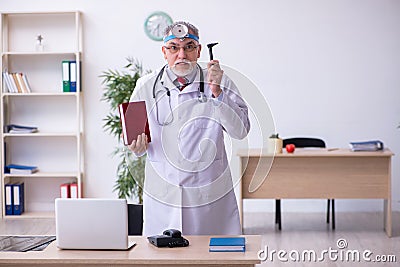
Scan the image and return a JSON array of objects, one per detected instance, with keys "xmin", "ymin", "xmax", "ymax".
[{"xmin": 144, "ymin": 11, "xmax": 173, "ymax": 41}]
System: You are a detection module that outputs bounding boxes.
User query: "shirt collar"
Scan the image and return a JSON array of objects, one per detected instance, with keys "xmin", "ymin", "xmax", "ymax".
[
  {"xmin": 160, "ymin": 67, "xmax": 201, "ymax": 94},
  {"xmin": 165, "ymin": 65, "xmax": 197, "ymax": 87}
]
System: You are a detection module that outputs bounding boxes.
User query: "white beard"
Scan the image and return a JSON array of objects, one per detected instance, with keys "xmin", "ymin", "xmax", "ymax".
[{"xmin": 170, "ymin": 60, "xmax": 196, "ymax": 77}]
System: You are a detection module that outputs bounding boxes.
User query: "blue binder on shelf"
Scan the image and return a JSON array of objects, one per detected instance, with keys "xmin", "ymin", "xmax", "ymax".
[
  {"xmin": 69, "ymin": 61, "xmax": 77, "ymax": 92},
  {"xmin": 12, "ymin": 182, "xmax": 25, "ymax": 215},
  {"xmin": 5, "ymin": 184, "xmax": 13, "ymax": 215}
]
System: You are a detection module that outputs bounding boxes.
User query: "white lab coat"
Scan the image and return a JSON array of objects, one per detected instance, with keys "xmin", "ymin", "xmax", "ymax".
[{"xmin": 130, "ymin": 66, "xmax": 250, "ymax": 236}]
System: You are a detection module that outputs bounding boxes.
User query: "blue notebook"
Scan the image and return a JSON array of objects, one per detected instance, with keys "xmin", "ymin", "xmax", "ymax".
[
  {"xmin": 5, "ymin": 164, "xmax": 37, "ymax": 170},
  {"xmin": 5, "ymin": 164, "xmax": 38, "ymax": 174},
  {"xmin": 209, "ymin": 237, "xmax": 246, "ymax": 252}
]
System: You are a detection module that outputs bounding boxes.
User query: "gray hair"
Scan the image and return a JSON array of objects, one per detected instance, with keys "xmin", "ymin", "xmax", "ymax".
[{"xmin": 163, "ymin": 21, "xmax": 199, "ymax": 39}]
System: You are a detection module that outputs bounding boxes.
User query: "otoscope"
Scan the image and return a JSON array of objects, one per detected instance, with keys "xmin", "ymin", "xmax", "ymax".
[
  {"xmin": 207, "ymin": 43, "xmax": 219, "ymax": 60},
  {"xmin": 195, "ymin": 42, "xmax": 218, "ymax": 103}
]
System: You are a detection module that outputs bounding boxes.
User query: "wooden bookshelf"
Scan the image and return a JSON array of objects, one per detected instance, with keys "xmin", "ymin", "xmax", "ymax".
[
  {"xmin": 0, "ymin": 11, "xmax": 84, "ymax": 218},
  {"xmin": 4, "ymin": 210, "xmax": 55, "ymax": 219}
]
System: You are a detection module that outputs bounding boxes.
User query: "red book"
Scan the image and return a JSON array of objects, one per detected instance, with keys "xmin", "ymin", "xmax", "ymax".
[
  {"xmin": 118, "ymin": 101, "xmax": 151, "ymax": 146},
  {"xmin": 70, "ymin": 183, "xmax": 78, "ymax": 198},
  {"xmin": 60, "ymin": 183, "xmax": 70, "ymax": 198}
]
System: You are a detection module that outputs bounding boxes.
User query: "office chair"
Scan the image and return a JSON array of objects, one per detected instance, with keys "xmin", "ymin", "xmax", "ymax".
[
  {"xmin": 127, "ymin": 204, "xmax": 143, "ymax": 235},
  {"xmin": 275, "ymin": 137, "xmax": 335, "ymax": 230}
]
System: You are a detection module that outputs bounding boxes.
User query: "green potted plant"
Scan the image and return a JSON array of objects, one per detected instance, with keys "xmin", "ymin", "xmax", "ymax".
[{"xmin": 100, "ymin": 57, "xmax": 147, "ymax": 234}]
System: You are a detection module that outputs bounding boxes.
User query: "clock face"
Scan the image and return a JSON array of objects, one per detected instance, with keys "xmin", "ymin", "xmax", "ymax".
[{"xmin": 144, "ymin": 12, "xmax": 173, "ymax": 41}]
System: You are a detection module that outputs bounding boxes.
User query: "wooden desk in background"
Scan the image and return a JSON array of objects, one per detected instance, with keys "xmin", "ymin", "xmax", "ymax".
[
  {"xmin": 0, "ymin": 235, "xmax": 261, "ymax": 267},
  {"xmin": 238, "ymin": 148, "xmax": 394, "ymax": 237}
]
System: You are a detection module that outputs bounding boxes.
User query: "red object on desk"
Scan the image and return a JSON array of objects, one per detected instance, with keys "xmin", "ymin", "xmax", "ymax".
[{"xmin": 286, "ymin": 144, "xmax": 295, "ymax": 153}]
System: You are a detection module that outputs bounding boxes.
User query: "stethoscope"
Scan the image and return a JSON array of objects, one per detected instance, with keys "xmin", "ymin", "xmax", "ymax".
[{"xmin": 152, "ymin": 63, "xmax": 207, "ymax": 126}]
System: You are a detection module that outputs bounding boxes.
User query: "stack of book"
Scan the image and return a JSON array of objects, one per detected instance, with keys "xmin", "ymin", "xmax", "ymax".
[
  {"xmin": 5, "ymin": 164, "xmax": 38, "ymax": 174},
  {"xmin": 6, "ymin": 124, "xmax": 38, "ymax": 134},
  {"xmin": 62, "ymin": 60, "xmax": 78, "ymax": 92},
  {"xmin": 209, "ymin": 237, "xmax": 246, "ymax": 252},
  {"xmin": 4, "ymin": 182, "xmax": 25, "ymax": 215},
  {"xmin": 2, "ymin": 71, "xmax": 32, "ymax": 93},
  {"xmin": 349, "ymin": 140, "xmax": 384, "ymax": 151}
]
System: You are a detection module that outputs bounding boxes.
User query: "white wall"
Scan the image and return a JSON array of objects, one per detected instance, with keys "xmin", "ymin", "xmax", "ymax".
[{"xmin": 2, "ymin": 0, "xmax": 400, "ymax": 212}]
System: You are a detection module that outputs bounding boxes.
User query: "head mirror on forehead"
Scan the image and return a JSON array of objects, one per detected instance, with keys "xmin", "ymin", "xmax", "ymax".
[
  {"xmin": 164, "ymin": 23, "xmax": 199, "ymax": 43},
  {"xmin": 171, "ymin": 24, "xmax": 188, "ymax": 38}
]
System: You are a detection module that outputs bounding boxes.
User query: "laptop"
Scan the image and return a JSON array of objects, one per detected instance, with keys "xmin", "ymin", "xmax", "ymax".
[{"xmin": 55, "ymin": 198, "xmax": 136, "ymax": 250}]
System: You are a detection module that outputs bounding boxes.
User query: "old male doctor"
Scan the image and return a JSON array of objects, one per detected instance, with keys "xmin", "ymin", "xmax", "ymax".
[{"xmin": 128, "ymin": 21, "xmax": 250, "ymax": 236}]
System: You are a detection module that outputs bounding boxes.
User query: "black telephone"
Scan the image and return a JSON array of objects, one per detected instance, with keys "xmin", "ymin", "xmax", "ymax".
[{"xmin": 147, "ymin": 229, "xmax": 189, "ymax": 248}]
